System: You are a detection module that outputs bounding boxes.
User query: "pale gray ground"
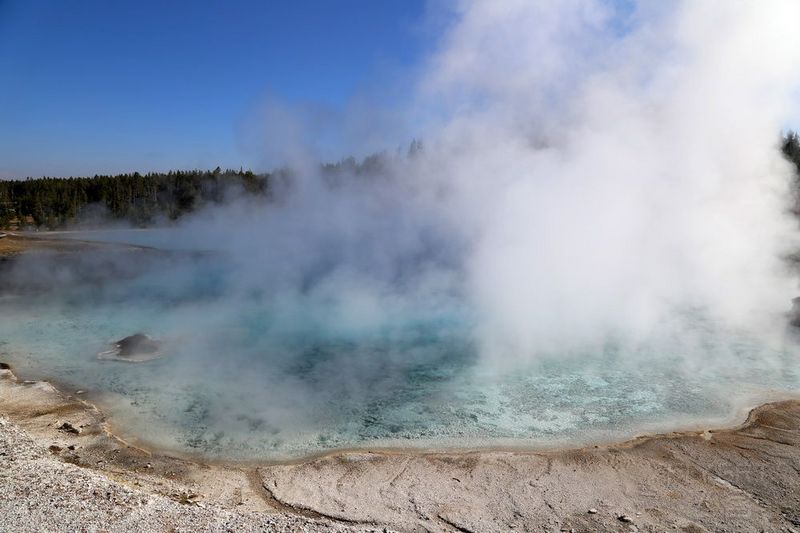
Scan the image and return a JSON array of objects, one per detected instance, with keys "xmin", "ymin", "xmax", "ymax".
[
  {"xmin": 0, "ymin": 415, "xmax": 376, "ymax": 533},
  {"xmin": 2, "ymin": 363, "xmax": 800, "ymax": 532},
  {"xmin": 0, "ymin": 367, "xmax": 385, "ymax": 533}
]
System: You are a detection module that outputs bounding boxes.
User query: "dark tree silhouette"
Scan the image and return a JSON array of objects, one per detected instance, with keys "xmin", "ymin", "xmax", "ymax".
[{"xmin": 0, "ymin": 168, "xmax": 270, "ymax": 229}]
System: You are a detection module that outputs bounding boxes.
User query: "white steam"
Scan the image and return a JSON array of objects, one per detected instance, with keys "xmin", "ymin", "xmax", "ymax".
[
  {"xmin": 403, "ymin": 0, "xmax": 800, "ymax": 363},
  {"xmin": 175, "ymin": 0, "xmax": 800, "ymax": 370}
]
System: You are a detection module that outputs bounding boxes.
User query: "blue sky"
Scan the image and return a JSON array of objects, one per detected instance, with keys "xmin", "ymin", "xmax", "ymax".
[{"xmin": 0, "ymin": 0, "xmax": 432, "ymax": 177}]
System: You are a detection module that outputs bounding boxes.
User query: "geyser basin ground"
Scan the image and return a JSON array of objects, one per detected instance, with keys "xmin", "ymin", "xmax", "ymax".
[{"xmin": 1, "ymin": 231, "xmax": 799, "ymax": 461}]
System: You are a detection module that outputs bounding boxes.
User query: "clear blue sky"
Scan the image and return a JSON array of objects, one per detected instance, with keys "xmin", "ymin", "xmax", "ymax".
[{"xmin": 0, "ymin": 0, "xmax": 432, "ymax": 178}]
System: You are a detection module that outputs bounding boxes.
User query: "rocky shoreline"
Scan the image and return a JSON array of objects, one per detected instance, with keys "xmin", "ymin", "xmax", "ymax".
[
  {"xmin": 2, "ymin": 363, "xmax": 800, "ymax": 532},
  {"xmin": 0, "ymin": 364, "xmax": 379, "ymax": 533}
]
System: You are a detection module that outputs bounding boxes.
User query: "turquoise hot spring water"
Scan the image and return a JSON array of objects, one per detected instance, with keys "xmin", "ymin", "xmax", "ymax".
[{"xmin": 1, "ymin": 230, "xmax": 798, "ymax": 460}]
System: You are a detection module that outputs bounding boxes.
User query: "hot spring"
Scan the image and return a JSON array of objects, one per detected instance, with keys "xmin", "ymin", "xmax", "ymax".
[
  {"xmin": 2, "ymin": 0, "xmax": 796, "ymax": 463},
  {"xmin": 1, "ymin": 229, "xmax": 798, "ymax": 461}
]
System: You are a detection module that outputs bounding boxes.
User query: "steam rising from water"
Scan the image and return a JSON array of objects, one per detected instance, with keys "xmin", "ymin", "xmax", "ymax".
[
  {"xmin": 420, "ymin": 0, "xmax": 800, "ymax": 364},
  {"xmin": 222, "ymin": 0, "xmax": 800, "ymax": 365},
  {"xmin": 3, "ymin": 0, "xmax": 800, "ymax": 458}
]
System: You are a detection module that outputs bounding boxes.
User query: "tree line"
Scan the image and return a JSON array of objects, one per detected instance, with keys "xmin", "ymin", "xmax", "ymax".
[
  {"xmin": 784, "ymin": 130, "xmax": 800, "ymax": 205},
  {"xmin": 1, "ymin": 135, "xmax": 800, "ymax": 230},
  {"xmin": 0, "ymin": 167, "xmax": 270, "ymax": 229},
  {"xmin": 0, "ymin": 150, "xmax": 403, "ymax": 230}
]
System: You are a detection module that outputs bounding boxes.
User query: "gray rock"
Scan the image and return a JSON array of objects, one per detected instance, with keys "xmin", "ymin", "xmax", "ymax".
[{"xmin": 97, "ymin": 333, "xmax": 162, "ymax": 362}]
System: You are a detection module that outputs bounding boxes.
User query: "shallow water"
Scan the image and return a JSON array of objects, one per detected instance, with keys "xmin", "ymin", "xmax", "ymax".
[{"xmin": 1, "ymin": 230, "xmax": 799, "ymax": 460}]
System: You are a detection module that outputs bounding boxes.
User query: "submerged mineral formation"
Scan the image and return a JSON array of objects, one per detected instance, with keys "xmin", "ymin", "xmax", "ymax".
[{"xmin": 97, "ymin": 333, "xmax": 162, "ymax": 362}]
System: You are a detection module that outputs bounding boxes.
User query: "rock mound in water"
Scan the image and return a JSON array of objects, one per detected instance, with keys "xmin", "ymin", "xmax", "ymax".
[{"xmin": 97, "ymin": 333, "xmax": 162, "ymax": 362}]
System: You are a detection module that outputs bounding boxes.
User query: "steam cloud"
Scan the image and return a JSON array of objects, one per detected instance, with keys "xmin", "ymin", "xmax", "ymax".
[
  {"xmin": 413, "ymin": 0, "xmax": 800, "ymax": 364},
  {"xmin": 198, "ymin": 0, "xmax": 800, "ymax": 366}
]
